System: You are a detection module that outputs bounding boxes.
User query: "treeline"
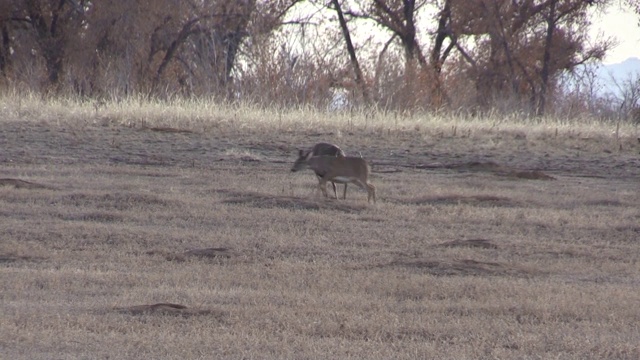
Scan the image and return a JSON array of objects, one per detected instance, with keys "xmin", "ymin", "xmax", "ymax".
[{"xmin": 0, "ymin": 0, "xmax": 637, "ymax": 119}]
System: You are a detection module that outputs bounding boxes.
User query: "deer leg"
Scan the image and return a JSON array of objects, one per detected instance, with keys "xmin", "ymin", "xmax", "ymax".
[
  {"xmin": 367, "ymin": 183, "xmax": 376, "ymax": 203},
  {"xmin": 352, "ymin": 179, "xmax": 367, "ymax": 191},
  {"xmin": 315, "ymin": 174, "xmax": 328, "ymax": 197},
  {"xmin": 342, "ymin": 184, "xmax": 348, "ymax": 200},
  {"xmin": 331, "ymin": 181, "xmax": 338, "ymax": 199},
  {"xmin": 320, "ymin": 174, "xmax": 339, "ymax": 199},
  {"xmin": 318, "ymin": 178, "xmax": 329, "ymax": 198}
]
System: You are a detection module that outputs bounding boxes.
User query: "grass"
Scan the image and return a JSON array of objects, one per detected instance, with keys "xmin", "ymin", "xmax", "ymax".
[{"xmin": 1, "ymin": 93, "xmax": 639, "ymax": 359}]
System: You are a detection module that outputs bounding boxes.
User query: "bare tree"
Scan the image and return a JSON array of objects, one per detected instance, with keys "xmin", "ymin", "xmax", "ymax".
[
  {"xmin": 536, "ymin": 0, "xmax": 612, "ymax": 116},
  {"xmin": 611, "ymin": 73, "xmax": 640, "ymax": 120},
  {"xmin": 448, "ymin": 0, "xmax": 612, "ymax": 115},
  {"xmin": 627, "ymin": 0, "xmax": 640, "ymax": 18},
  {"xmin": 1, "ymin": 0, "xmax": 90, "ymax": 88}
]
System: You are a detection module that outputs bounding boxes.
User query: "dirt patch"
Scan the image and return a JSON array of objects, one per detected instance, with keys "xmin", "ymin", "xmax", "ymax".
[
  {"xmin": 372, "ymin": 166, "xmax": 403, "ymax": 174},
  {"xmin": 505, "ymin": 170, "xmax": 556, "ymax": 180},
  {"xmin": 0, "ymin": 178, "xmax": 53, "ymax": 190},
  {"xmin": 437, "ymin": 239, "xmax": 498, "ymax": 249},
  {"xmin": 114, "ymin": 303, "xmax": 227, "ymax": 318},
  {"xmin": 223, "ymin": 192, "xmax": 367, "ymax": 213},
  {"xmin": 386, "ymin": 257, "xmax": 535, "ymax": 277},
  {"xmin": 451, "ymin": 161, "xmax": 505, "ymax": 172},
  {"xmin": 404, "ymin": 194, "xmax": 517, "ymax": 207}
]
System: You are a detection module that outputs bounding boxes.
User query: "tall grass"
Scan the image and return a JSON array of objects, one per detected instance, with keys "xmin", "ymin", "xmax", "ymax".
[{"xmin": 1, "ymin": 91, "xmax": 636, "ymax": 139}]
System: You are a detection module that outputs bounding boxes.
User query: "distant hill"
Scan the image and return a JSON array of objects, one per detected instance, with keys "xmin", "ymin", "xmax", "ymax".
[{"xmin": 596, "ymin": 57, "xmax": 640, "ymax": 96}]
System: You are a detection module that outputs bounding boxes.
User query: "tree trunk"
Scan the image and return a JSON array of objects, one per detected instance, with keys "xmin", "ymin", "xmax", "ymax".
[
  {"xmin": 331, "ymin": 0, "xmax": 370, "ymax": 105},
  {"xmin": 429, "ymin": 0, "xmax": 453, "ymax": 107},
  {"xmin": 25, "ymin": 0, "xmax": 66, "ymax": 86},
  {"xmin": 537, "ymin": 0, "xmax": 557, "ymax": 117},
  {"xmin": 0, "ymin": 24, "xmax": 9, "ymax": 75},
  {"xmin": 152, "ymin": 18, "xmax": 201, "ymax": 91}
]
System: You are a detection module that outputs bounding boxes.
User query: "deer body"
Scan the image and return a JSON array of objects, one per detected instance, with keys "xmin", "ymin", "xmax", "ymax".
[
  {"xmin": 306, "ymin": 143, "xmax": 348, "ymax": 199},
  {"xmin": 291, "ymin": 152, "xmax": 376, "ymax": 203}
]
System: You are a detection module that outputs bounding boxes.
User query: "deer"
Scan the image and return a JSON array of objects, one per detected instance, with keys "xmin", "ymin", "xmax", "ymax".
[
  {"xmin": 291, "ymin": 150, "xmax": 376, "ymax": 203},
  {"xmin": 294, "ymin": 143, "xmax": 349, "ymax": 199}
]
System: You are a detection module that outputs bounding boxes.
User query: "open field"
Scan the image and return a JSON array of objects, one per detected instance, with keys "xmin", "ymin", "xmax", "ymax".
[{"xmin": 1, "ymin": 96, "xmax": 640, "ymax": 359}]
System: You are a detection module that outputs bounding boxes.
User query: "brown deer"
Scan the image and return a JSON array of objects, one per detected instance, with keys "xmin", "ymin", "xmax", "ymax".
[
  {"xmin": 291, "ymin": 150, "xmax": 376, "ymax": 203},
  {"xmin": 292, "ymin": 143, "xmax": 348, "ymax": 199}
]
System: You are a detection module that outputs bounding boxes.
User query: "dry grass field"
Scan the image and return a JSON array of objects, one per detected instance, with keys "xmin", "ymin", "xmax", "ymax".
[{"xmin": 1, "ymin": 95, "xmax": 639, "ymax": 359}]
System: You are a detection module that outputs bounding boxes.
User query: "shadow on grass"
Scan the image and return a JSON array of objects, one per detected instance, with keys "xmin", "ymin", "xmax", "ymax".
[
  {"xmin": 400, "ymin": 194, "xmax": 519, "ymax": 207},
  {"xmin": 59, "ymin": 211, "xmax": 124, "ymax": 223},
  {"xmin": 410, "ymin": 161, "xmax": 556, "ymax": 180},
  {"xmin": 382, "ymin": 257, "xmax": 537, "ymax": 277},
  {"xmin": 221, "ymin": 191, "xmax": 368, "ymax": 213},
  {"xmin": 113, "ymin": 303, "xmax": 227, "ymax": 319},
  {"xmin": 0, "ymin": 253, "xmax": 47, "ymax": 263},
  {"xmin": 149, "ymin": 247, "xmax": 237, "ymax": 262},
  {"xmin": 57, "ymin": 192, "xmax": 174, "ymax": 210},
  {"xmin": 453, "ymin": 161, "xmax": 556, "ymax": 180},
  {"xmin": 142, "ymin": 126, "xmax": 193, "ymax": 134},
  {"xmin": 436, "ymin": 238, "xmax": 499, "ymax": 249},
  {"xmin": 0, "ymin": 178, "xmax": 54, "ymax": 190}
]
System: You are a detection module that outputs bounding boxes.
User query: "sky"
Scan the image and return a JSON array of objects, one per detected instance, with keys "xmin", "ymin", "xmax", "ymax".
[{"xmin": 590, "ymin": 5, "xmax": 640, "ymax": 64}]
